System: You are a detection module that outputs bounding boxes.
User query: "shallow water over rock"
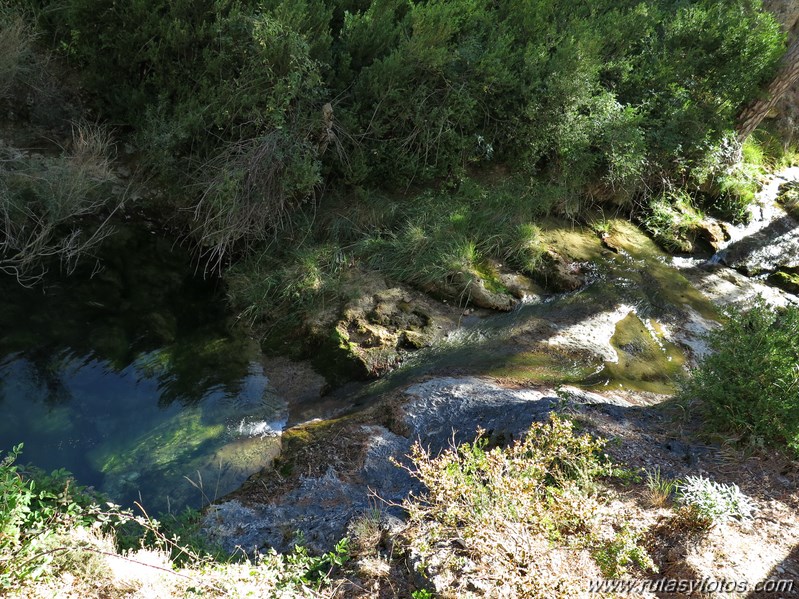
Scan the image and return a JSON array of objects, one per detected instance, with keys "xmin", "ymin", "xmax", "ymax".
[
  {"xmin": 709, "ymin": 167, "xmax": 799, "ymax": 276},
  {"xmin": 354, "ymin": 219, "xmax": 718, "ymax": 398}
]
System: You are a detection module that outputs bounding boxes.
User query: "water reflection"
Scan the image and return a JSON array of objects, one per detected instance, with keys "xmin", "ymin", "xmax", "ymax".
[{"xmin": 0, "ymin": 225, "xmax": 286, "ymax": 512}]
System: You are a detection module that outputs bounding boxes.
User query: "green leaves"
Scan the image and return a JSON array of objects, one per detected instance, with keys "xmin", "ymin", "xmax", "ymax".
[
  {"xmin": 25, "ymin": 0, "xmax": 788, "ymax": 270},
  {"xmin": 681, "ymin": 301, "xmax": 799, "ymax": 455}
]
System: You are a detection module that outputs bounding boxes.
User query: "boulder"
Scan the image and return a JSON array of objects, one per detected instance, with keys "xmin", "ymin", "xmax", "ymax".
[{"xmin": 535, "ymin": 249, "xmax": 586, "ymax": 292}]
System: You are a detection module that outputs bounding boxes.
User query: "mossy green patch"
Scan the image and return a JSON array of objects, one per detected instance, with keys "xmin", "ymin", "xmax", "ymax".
[
  {"xmin": 310, "ymin": 326, "xmax": 369, "ymax": 383},
  {"xmin": 472, "ymin": 261, "xmax": 511, "ymax": 295},
  {"xmin": 598, "ymin": 219, "xmax": 667, "ymax": 261},
  {"xmin": 584, "ymin": 218, "xmax": 720, "ymax": 322},
  {"xmin": 777, "ymin": 181, "xmax": 799, "ymax": 220},
  {"xmin": 768, "ymin": 270, "xmax": 799, "ymax": 294},
  {"xmin": 272, "ymin": 414, "xmax": 362, "ymax": 479},
  {"xmin": 538, "ymin": 220, "xmax": 607, "ymax": 263},
  {"xmin": 488, "ymin": 350, "xmax": 602, "ymax": 385},
  {"xmin": 587, "ymin": 313, "xmax": 685, "ymax": 395}
]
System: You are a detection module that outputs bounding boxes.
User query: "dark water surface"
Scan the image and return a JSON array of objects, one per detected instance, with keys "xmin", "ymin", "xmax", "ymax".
[{"xmin": 0, "ymin": 225, "xmax": 285, "ymax": 512}]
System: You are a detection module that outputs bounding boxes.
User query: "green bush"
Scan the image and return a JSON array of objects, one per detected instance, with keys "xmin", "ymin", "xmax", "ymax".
[
  {"xmin": 0, "ymin": 444, "xmax": 352, "ymax": 596},
  {"xmin": 14, "ymin": 0, "xmax": 786, "ymax": 280},
  {"xmin": 640, "ymin": 190, "xmax": 704, "ymax": 253},
  {"xmin": 593, "ymin": 525, "xmax": 657, "ymax": 579},
  {"xmin": 34, "ymin": 0, "xmax": 785, "ymax": 207},
  {"xmin": 680, "ymin": 301, "xmax": 799, "ymax": 455},
  {"xmin": 0, "ymin": 444, "xmax": 122, "ymax": 589}
]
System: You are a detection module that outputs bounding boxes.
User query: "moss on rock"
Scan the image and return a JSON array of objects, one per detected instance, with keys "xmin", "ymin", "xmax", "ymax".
[{"xmin": 768, "ymin": 268, "xmax": 799, "ymax": 294}]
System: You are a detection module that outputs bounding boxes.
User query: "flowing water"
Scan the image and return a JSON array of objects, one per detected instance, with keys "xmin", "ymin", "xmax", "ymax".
[
  {"xmin": 0, "ymin": 225, "xmax": 288, "ymax": 512},
  {"xmin": 4, "ymin": 171, "xmax": 799, "ymax": 514},
  {"xmin": 353, "ymin": 219, "xmax": 718, "ymax": 404}
]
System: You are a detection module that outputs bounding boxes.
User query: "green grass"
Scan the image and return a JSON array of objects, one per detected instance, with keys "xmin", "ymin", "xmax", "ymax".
[
  {"xmin": 226, "ymin": 176, "xmax": 553, "ymax": 331},
  {"xmin": 640, "ymin": 190, "xmax": 705, "ymax": 253}
]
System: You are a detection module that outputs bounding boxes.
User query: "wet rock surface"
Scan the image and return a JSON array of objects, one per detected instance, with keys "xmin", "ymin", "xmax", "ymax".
[
  {"xmin": 710, "ymin": 169, "xmax": 799, "ymax": 277},
  {"xmin": 534, "ymin": 249, "xmax": 587, "ymax": 292},
  {"xmin": 672, "ymin": 168, "xmax": 799, "ymax": 309},
  {"xmin": 204, "ymin": 168, "xmax": 799, "ymax": 573},
  {"xmin": 306, "ymin": 270, "xmax": 469, "ymax": 380},
  {"xmin": 203, "ymin": 378, "xmax": 635, "ymax": 554}
]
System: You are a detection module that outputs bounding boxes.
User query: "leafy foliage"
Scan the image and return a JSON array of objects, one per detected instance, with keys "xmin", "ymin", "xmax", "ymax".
[
  {"xmin": 680, "ymin": 301, "xmax": 799, "ymax": 455},
  {"xmin": 20, "ymin": 0, "xmax": 786, "ymax": 269},
  {"xmin": 0, "ymin": 445, "xmax": 351, "ymax": 596},
  {"xmin": 640, "ymin": 190, "xmax": 705, "ymax": 253},
  {"xmin": 0, "ymin": 444, "xmax": 125, "ymax": 589},
  {"xmin": 593, "ymin": 525, "xmax": 657, "ymax": 579}
]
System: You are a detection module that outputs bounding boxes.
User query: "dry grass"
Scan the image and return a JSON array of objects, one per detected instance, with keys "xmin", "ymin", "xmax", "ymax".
[
  {"xmin": 644, "ymin": 467, "xmax": 678, "ymax": 508},
  {"xmin": 10, "ymin": 529, "xmax": 334, "ymax": 599},
  {"xmin": 0, "ymin": 123, "xmax": 120, "ymax": 284},
  {"xmin": 0, "ymin": 4, "xmax": 33, "ymax": 101}
]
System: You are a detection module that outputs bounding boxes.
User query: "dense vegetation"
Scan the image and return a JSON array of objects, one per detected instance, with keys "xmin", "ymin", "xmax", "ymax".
[
  {"xmin": 399, "ymin": 415, "xmax": 655, "ymax": 597},
  {"xmin": 2, "ymin": 3, "xmax": 798, "ymax": 595},
  {"xmin": 1, "ymin": 0, "xmax": 787, "ymax": 313},
  {"xmin": 0, "ymin": 444, "xmax": 353, "ymax": 597}
]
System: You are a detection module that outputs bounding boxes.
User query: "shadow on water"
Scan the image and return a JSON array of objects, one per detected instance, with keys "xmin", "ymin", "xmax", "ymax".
[
  {"xmin": 0, "ymin": 224, "xmax": 287, "ymax": 513},
  {"xmin": 4, "ymin": 204, "xmax": 796, "ymax": 517}
]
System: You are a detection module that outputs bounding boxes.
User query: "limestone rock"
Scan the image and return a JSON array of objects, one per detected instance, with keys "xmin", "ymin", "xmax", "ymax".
[
  {"xmin": 536, "ymin": 249, "xmax": 586, "ymax": 292},
  {"xmin": 307, "ymin": 270, "xmax": 464, "ymax": 380}
]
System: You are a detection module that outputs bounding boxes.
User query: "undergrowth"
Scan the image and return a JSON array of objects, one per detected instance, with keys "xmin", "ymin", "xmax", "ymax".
[
  {"xmin": 0, "ymin": 444, "xmax": 350, "ymax": 598},
  {"xmin": 226, "ymin": 176, "xmax": 550, "ymax": 329},
  {"xmin": 396, "ymin": 414, "xmax": 656, "ymax": 598},
  {"xmin": 680, "ymin": 300, "xmax": 799, "ymax": 456}
]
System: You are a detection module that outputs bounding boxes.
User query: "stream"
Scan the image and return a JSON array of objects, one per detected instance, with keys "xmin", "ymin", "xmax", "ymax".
[{"xmin": 2, "ymin": 170, "xmax": 798, "ymax": 515}]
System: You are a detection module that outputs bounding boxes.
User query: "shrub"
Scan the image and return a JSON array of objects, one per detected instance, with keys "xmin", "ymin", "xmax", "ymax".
[
  {"xmin": 31, "ymin": 0, "xmax": 786, "ymax": 239},
  {"xmin": 640, "ymin": 191, "xmax": 704, "ymax": 253},
  {"xmin": 398, "ymin": 415, "xmax": 655, "ymax": 597},
  {"xmin": 593, "ymin": 525, "xmax": 657, "ymax": 579},
  {"xmin": 0, "ymin": 444, "xmax": 351, "ymax": 597},
  {"xmin": 0, "ymin": 444, "xmax": 125, "ymax": 589},
  {"xmin": 677, "ymin": 476, "xmax": 755, "ymax": 524},
  {"xmin": 680, "ymin": 301, "xmax": 799, "ymax": 455},
  {"xmin": 0, "ymin": 124, "xmax": 118, "ymax": 285}
]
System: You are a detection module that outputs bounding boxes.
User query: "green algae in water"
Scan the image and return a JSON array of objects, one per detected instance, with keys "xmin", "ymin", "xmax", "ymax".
[
  {"xmin": 489, "ymin": 350, "xmax": 602, "ymax": 384},
  {"xmin": 366, "ymin": 218, "xmax": 708, "ymax": 396},
  {"xmin": 586, "ymin": 313, "xmax": 686, "ymax": 394},
  {"xmin": 0, "ymin": 224, "xmax": 288, "ymax": 513}
]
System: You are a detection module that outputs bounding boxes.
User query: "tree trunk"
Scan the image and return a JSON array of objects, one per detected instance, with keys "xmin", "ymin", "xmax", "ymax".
[{"xmin": 737, "ymin": 36, "xmax": 799, "ymax": 140}]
